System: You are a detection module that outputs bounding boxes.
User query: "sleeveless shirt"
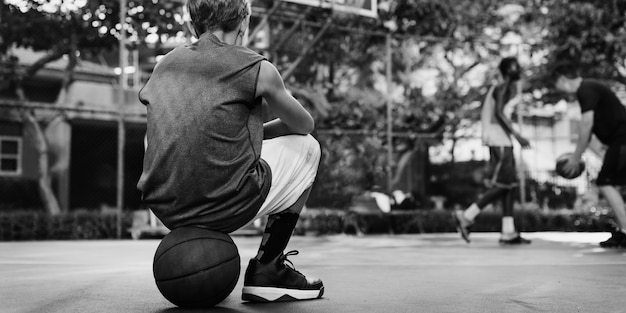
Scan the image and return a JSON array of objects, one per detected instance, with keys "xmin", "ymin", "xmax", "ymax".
[
  {"xmin": 481, "ymin": 83, "xmax": 521, "ymax": 147},
  {"xmin": 137, "ymin": 32, "xmax": 271, "ymax": 232}
]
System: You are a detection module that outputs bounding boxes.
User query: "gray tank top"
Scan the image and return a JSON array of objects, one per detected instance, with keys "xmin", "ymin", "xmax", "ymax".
[{"xmin": 137, "ymin": 32, "xmax": 271, "ymax": 232}]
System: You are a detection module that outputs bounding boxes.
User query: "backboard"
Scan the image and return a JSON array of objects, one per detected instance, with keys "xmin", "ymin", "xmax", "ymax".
[{"xmin": 281, "ymin": 0, "xmax": 378, "ymax": 18}]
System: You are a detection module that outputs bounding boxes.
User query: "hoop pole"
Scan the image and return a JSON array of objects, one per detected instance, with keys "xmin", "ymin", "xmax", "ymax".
[
  {"xmin": 117, "ymin": 0, "xmax": 127, "ymax": 239},
  {"xmin": 385, "ymin": 34, "xmax": 393, "ymax": 193}
]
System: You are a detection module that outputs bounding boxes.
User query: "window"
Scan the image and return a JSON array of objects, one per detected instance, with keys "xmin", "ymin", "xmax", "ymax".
[{"xmin": 0, "ymin": 136, "xmax": 22, "ymax": 176}]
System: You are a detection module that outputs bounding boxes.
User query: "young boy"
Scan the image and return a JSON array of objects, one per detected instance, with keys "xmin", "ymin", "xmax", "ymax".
[
  {"xmin": 453, "ymin": 57, "xmax": 532, "ymax": 245},
  {"xmin": 553, "ymin": 62, "xmax": 626, "ymax": 248},
  {"xmin": 137, "ymin": 0, "xmax": 324, "ymax": 302}
]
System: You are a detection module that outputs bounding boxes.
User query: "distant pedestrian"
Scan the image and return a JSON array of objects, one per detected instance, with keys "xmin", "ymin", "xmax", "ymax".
[{"xmin": 453, "ymin": 57, "xmax": 531, "ymax": 245}]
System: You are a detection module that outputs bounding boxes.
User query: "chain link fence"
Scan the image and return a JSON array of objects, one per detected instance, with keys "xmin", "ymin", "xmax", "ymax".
[
  {"xmin": 68, "ymin": 119, "xmax": 146, "ymax": 212},
  {"xmin": 0, "ymin": 106, "xmax": 609, "ymax": 214},
  {"xmin": 309, "ymin": 129, "xmax": 603, "ymax": 212}
]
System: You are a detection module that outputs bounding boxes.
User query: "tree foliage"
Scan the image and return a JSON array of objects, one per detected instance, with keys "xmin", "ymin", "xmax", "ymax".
[
  {"xmin": 0, "ymin": 0, "xmax": 185, "ymax": 214},
  {"xmin": 1, "ymin": 0, "xmax": 188, "ymax": 107},
  {"xmin": 1, "ymin": 0, "xmax": 185, "ymax": 79},
  {"xmin": 525, "ymin": 0, "xmax": 626, "ymax": 85},
  {"xmin": 3, "ymin": 0, "xmax": 625, "ymax": 209}
]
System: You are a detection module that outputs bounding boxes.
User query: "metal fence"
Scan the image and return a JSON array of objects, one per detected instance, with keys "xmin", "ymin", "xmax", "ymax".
[
  {"xmin": 309, "ymin": 129, "xmax": 598, "ymax": 211},
  {"xmin": 0, "ymin": 107, "xmax": 603, "ymax": 214}
]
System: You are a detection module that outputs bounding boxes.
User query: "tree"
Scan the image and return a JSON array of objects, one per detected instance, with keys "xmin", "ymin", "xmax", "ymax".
[
  {"xmin": 525, "ymin": 0, "xmax": 626, "ymax": 86},
  {"xmin": 250, "ymin": 0, "xmax": 535, "ymax": 205},
  {"xmin": 0, "ymin": 0, "xmax": 184, "ymax": 214}
]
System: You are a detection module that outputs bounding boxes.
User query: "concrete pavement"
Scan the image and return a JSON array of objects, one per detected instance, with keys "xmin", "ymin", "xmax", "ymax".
[{"xmin": 2, "ymin": 232, "xmax": 626, "ymax": 313}]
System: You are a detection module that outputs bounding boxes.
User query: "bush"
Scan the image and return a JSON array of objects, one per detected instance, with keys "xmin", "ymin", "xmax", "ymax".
[
  {"xmin": 430, "ymin": 161, "xmax": 487, "ymax": 207},
  {"xmin": 0, "ymin": 177, "xmax": 43, "ymax": 211},
  {"xmin": 0, "ymin": 211, "xmax": 134, "ymax": 240},
  {"xmin": 309, "ymin": 133, "xmax": 387, "ymax": 209},
  {"xmin": 296, "ymin": 208, "xmax": 616, "ymax": 235},
  {"xmin": 1, "ymin": 208, "xmax": 616, "ymax": 240}
]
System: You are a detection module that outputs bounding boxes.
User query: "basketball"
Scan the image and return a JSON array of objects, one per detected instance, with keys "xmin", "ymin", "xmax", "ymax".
[
  {"xmin": 555, "ymin": 153, "xmax": 585, "ymax": 179},
  {"xmin": 153, "ymin": 227, "xmax": 240, "ymax": 308}
]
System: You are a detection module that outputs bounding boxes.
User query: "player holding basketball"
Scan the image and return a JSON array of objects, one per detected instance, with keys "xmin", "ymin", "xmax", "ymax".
[
  {"xmin": 453, "ymin": 57, "xmax": 532, "ymax": 245},
  {"xmin": 137, "ymin": 0, "xmax": 323, "ymax": 302},
  {"xmin": 552, "ymin": 63, "xmax": 626, "ymax": 248}
]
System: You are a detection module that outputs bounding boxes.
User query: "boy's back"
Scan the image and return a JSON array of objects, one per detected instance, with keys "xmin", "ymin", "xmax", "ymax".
[
  {"xmin": 577, "ymin": 79, "xmax": 626, "ymax": 145},
  {"xmin": 137, "ymin": 33, "xmax": 271, "ymax": 232}
]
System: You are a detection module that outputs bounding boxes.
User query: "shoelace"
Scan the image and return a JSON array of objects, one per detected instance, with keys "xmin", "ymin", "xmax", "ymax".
[{"xmin": 279, "ymin": 250, "xmax": 303, "ymax": 274}]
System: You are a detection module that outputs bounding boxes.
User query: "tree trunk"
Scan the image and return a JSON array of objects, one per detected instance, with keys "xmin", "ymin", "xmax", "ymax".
[
  {"xmin": 450, "ymin": 138, "xmax": 457, "ymax": 164},
  {"xmin": 15, "ymin": 81, "xmax": 62, "ymax": 215},
  {"xmin": 23, "ymin": 110, "xmax": 62, "ymax": 215},
  {"xmin": 11, "ymin": 51, "xmax": 71, "ymax": 215}
]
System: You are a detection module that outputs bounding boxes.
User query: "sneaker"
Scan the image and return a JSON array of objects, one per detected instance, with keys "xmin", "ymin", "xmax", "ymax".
[
  {"xmin": 242, "ymin": 250, "xmax": 324, "ymax": 302},
  {"xmin": 452, "ymin": 210, "xmax": 472, "ymax": 243},
  {"xmin": 499, "ymin": 234, "xmax": 531, "ymax": 245},
  {"xmin": 599, "ymin": 230, "xmax": 626, "ymax": 248}
]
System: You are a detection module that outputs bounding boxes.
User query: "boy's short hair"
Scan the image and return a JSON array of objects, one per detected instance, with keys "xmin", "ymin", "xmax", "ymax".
[
  {"xmin": 187, "ymin": 0, "xmax": 249, "ymax": 37},
  {"xmin": 498, "ymin": 57, "xmax": 519, "ymax": 77},
  {"xmin": 551, "ymin": 62, "xmax": 581, "ymax": 80}
]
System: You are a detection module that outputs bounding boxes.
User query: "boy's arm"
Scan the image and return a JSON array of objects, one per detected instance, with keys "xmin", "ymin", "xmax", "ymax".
[
  {"xmin": 588, "ymin": 134, "xmax": 607, "ymax": 159},
  {"xmin": 572, "ymin": 112, "xmax": 594, "ymax": 160},
  {"xmin": 562, "ymin": 81, "xmax": 597, "ymax": 173},
  {"xmin": 256, "ymin": 61, "xmax": 314, "ymax": 140},
  {"xmin": 562, "ymin": 111, "xmax": 593, "ymax": 175},
  {"xmin": 572, "ymin": 83, "xmax": 597, "ymax": 160}
]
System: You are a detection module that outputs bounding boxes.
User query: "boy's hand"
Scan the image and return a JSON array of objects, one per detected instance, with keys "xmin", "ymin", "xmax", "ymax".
[
  {"xmin": 561, "ymin": 155, "xmax": 582, "ymax": 176},
  {"xmin": 517, "ymin": 136, "xmax": 531, "ymax": 149}
]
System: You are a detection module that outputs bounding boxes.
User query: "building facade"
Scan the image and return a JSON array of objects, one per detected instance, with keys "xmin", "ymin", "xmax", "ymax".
[{"xmin": 0, "ymin": 48, "xmax": 147, "ymax": 212}]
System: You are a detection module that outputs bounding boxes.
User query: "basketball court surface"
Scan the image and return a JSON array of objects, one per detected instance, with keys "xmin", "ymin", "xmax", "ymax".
[{"xmin": 2, "ymin": 232, "xmax": 626, "ymax": 313}]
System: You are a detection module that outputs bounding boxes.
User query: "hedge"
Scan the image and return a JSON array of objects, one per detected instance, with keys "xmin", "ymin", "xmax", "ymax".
[
  {"xmin": 0, "ymin": 211, "xmax": 133, "ymax": 241},
  {"xmin": 0, "ymin": 208, "xmax": 616, "ymax": 241}
]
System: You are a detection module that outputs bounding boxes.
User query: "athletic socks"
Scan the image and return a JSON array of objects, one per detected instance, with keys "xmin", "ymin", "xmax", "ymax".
[
  {"xmin": 464, "ymin": 204, "xmax": 518, "ymax": 237},
  {"xmin": 501, "ymin": 216, "xmax": 516, "ymax": 238},
  {"xmin": 255, "ymin": 211, "xmax": 300, "ymax": 264},
  {"xmin": 463, "ymin": 203, "xmax": 481, "ymax": 222}
]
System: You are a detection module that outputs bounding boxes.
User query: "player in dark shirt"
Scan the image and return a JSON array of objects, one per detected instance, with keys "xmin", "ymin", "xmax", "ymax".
[{"xmin": 553, "ymin": 63, "xmax": 626, "ymax": 247}]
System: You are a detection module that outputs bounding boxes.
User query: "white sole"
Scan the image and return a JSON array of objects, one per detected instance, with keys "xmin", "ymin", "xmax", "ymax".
[{"xmin": 242, "ymin": 286, "xmax": 324, "ymax": 302}]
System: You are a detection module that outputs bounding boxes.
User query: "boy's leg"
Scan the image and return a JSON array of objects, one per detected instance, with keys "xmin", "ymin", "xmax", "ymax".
[
  {"xmin": 243, "ymin": 187, "xmax": 323, "ymax": 302},
  {"xmin": 255, "ymin": 187, "xmax": 311, "ymax": 262},
  {"xmin": 598, "ymin": 185, "xmax": 626, "ymax": 248},
  {"xmin": 498, "ymin": 189, "xmax": 531, "ymax": 244},
  {"xmin": 242, "ymin": 135, "xmax": 323, "ymax": 302},
  {"xmin": 494, "ymin": 146, "xmax": 529, "ymax": 244},
  {"xmin": 454, "ymin": 146, "xmax": 510, "ymax": 242},
  {"xmin": 499, "ymin": 190, "xmax": 516, "ymax": 237},
  {"xmin": 596, "ymin": 140, "xmax": 626, "ymax": 247},
  {"xmin": 600, "ymin": 186, "xmax": 626, "ymax": 229},
  {"xmin": 454, "ymin": 187, "xmax": 507, "ymax": 243}
]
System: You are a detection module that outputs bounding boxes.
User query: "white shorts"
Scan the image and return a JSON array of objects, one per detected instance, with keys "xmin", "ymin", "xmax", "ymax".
[{"xmin": 251, "ymin": 134, "xmax": 321, "ymax": 220}]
